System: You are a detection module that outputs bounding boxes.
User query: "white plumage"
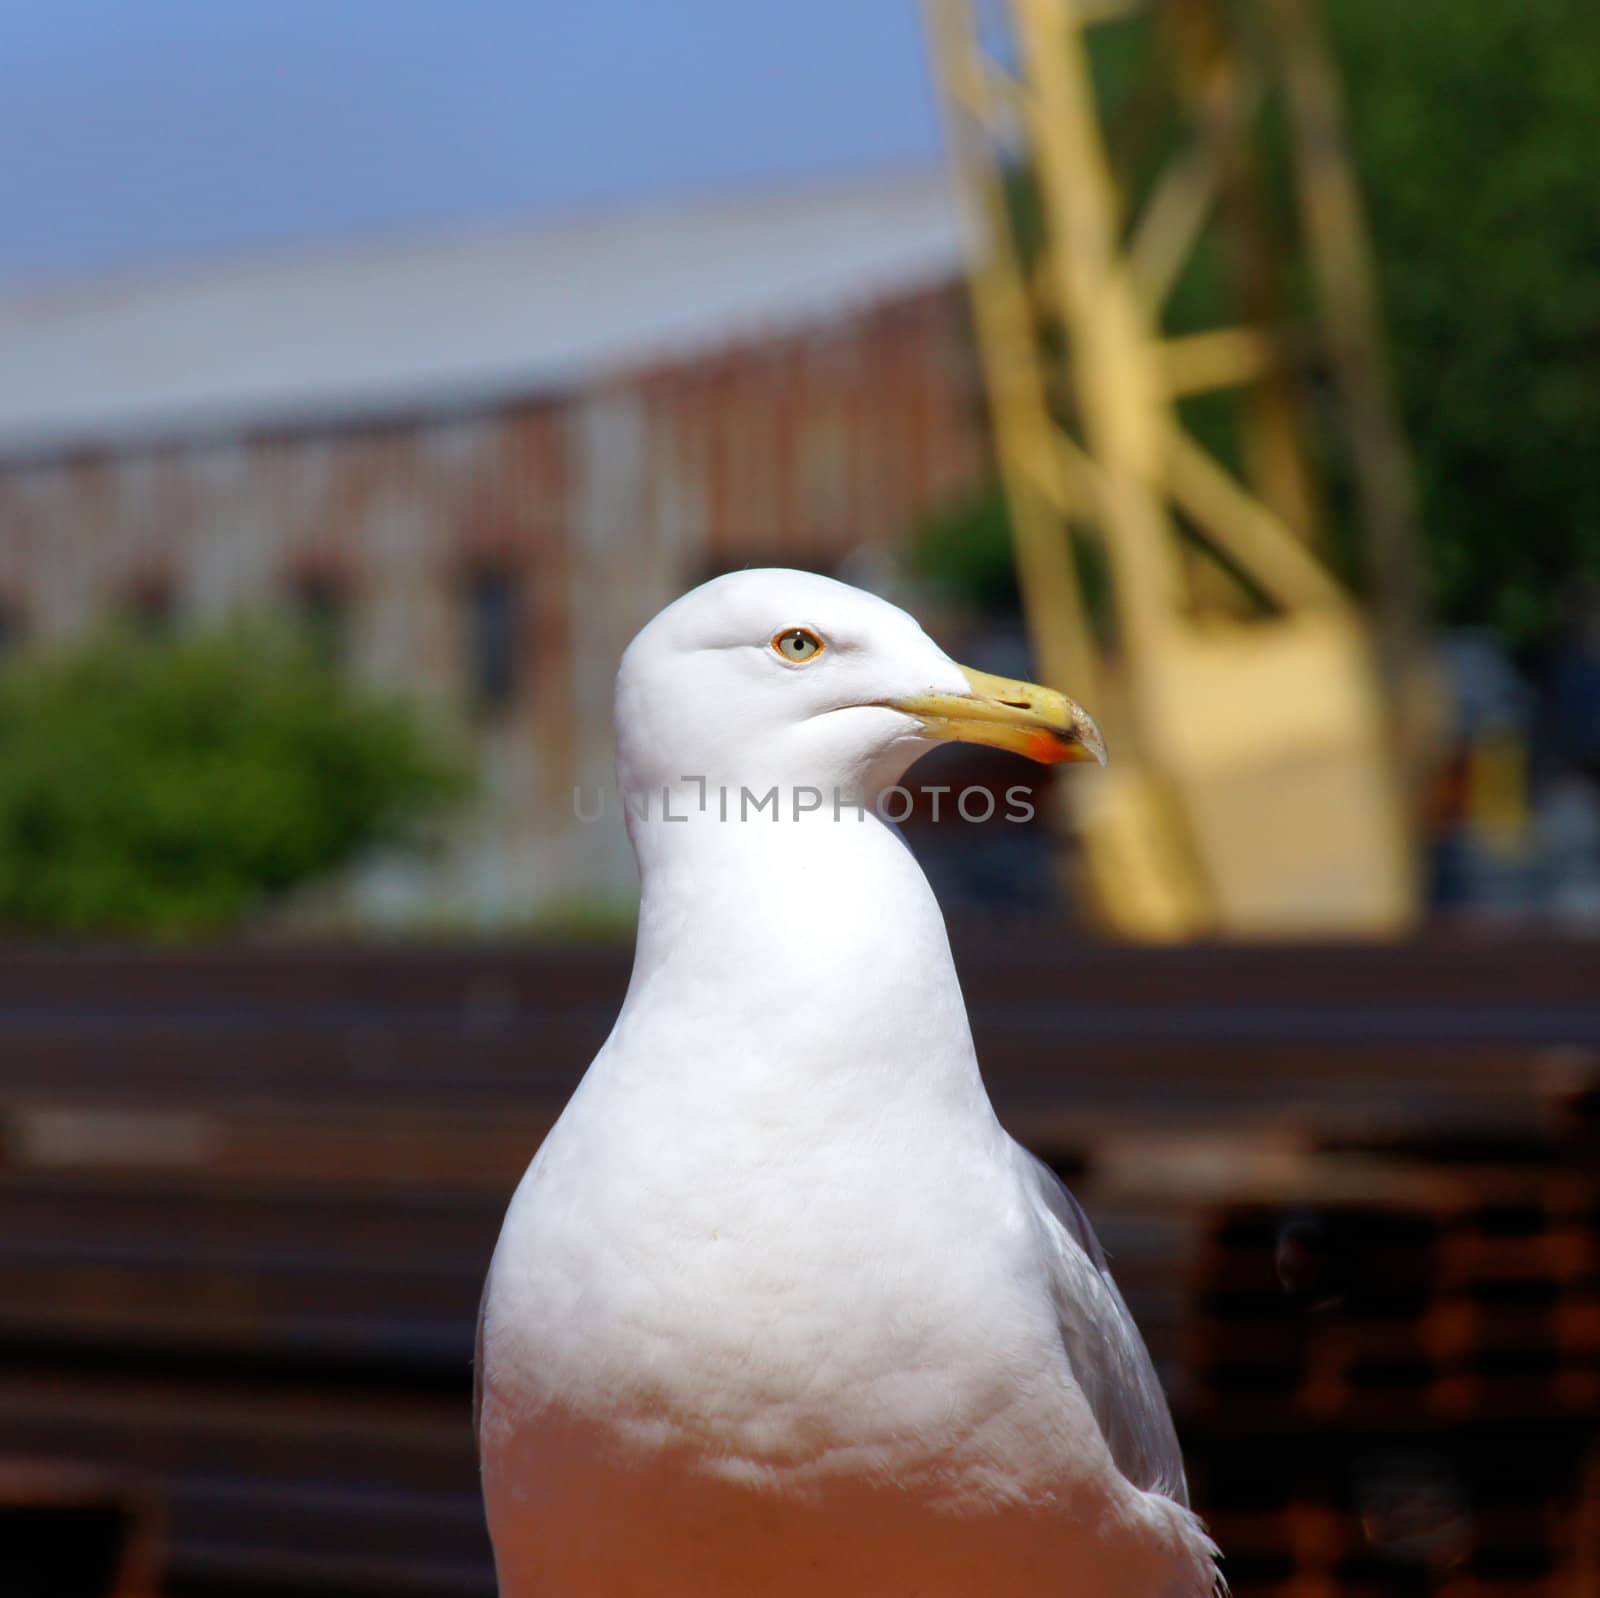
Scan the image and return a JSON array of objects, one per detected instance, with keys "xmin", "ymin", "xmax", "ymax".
[{"xmin": 477, "ymin": 569, "xmax": 1219, "ymax": 1596}]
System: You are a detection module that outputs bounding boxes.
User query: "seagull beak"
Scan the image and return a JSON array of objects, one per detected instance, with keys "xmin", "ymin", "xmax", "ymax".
[{"xmin": 884, "ymin": 666, "xmax": 1107, "ymax": 767}]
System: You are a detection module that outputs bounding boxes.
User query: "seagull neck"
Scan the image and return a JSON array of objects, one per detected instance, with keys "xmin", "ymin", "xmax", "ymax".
[
  {"xmin": 616, "ymin": 808, "xmax": 984, "ymax": 1100},
  {"xmin": 632, "ymin": 805, "xmax": 938, "ymax": 951}
]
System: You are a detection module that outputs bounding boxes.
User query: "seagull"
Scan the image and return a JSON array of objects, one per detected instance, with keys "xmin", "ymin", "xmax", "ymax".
[{"xmin": 477, "ymin": 568, "xmax": 1220, "ymax": 1597}]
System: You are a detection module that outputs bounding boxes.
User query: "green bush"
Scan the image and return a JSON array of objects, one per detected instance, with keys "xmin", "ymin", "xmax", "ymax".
[
  {"xmin": 905, "ymin": 482, "xmax": 1021, "ymax": 614},
  {"xmin": 0, "ymin": 625, "xmax": 466, "ymax": 936}
]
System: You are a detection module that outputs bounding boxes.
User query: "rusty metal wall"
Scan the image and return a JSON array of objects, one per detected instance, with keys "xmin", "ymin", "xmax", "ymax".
[{"xmin": 0, "ymin": 285, "xmax": 985, "ymax": 924}]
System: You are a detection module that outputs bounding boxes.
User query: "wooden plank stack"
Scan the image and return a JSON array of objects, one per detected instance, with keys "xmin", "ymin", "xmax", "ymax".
[
  {"xmin": 0, "ymin": 936, "xmax": 1594, "ymax": 1597},
  {"xmin": 1156, "ymin": 1160, "xmax": 1599, "ymax": 1597}
]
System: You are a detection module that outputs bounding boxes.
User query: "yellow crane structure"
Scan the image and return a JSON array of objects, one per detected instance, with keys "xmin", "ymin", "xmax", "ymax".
[{"xmin": 923, "ymin": 0, "xmax": 1430, "ymax": 939}]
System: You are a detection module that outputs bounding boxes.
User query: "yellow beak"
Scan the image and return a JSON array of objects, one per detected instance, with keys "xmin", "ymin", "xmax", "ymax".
[{"xmin": 885, "ymin": 666, "xmax": 1107, "ymax": 767}]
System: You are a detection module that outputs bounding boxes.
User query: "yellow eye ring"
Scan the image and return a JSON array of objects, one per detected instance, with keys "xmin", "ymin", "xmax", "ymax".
[{"xmin": 772, "ymin": 627, "xmax": 825, "ymax": 664}]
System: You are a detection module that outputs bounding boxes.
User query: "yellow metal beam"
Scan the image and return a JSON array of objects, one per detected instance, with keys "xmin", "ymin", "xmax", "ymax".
[
  {"xmin": 1162, "ymin": 424, "xmax": 1344, "ymax": 610},
  {"xmin": 1159, "ymin": 328, "xmax": 1279, "ymax": 397},
  {"xmin": 924, "ymin": 0, "xmax": 1099, "ymax": 703},
  {"xmin": 923, "ymin": 0, "xmax": 1424, "ymax": 938}
]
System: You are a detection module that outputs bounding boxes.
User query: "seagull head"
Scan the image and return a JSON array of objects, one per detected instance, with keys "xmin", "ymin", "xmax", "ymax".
[{"xmin": 614, "ymin": 568, "xmax": 1104, "ymax": 811}]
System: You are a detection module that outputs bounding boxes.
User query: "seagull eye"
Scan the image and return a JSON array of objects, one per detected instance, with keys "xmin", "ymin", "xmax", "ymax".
[{"xmin": 772, "ymin": 628, "xmax": 824, "ymax": 664}]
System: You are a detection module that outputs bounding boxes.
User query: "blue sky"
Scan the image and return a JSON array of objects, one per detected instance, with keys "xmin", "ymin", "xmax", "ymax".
[{"xmin": 0, "ymin": 0, "xmax": 944, "ymax": 287}]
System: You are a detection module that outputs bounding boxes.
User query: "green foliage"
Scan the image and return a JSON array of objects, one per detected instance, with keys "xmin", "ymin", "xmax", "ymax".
[
  {"xmin": 911, "ymin": 2, "xmax": 1600, "ymax": 644},
  {"xmin": 905, "ymin": 482, "xmax": 1021, "ymax": 614},
  {"xmin": 1329, "ymin": 0, "xmax": 1600, "ymax": 644},
  {"xmin": 0, "ymin": 625, "xmax": 466, "ymax": 936}
]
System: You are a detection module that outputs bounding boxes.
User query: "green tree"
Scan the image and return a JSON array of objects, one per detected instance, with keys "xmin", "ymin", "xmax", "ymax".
[
  {"xmin": 0, "ymin": 624, "xmax": 466, "ymax": 936},
  {"xmin": 1331, "ymin": 0, "xmax": 1600, "ymax": 644}
]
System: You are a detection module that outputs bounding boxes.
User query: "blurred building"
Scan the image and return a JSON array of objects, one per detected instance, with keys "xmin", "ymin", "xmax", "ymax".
[{"xmin": 0, "ymin": 171, "xmax": 983, "ymax": 924}]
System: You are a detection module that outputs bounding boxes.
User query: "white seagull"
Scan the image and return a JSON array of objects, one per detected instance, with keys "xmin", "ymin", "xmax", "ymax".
[{"xmin": 477, "ymin": 569, "xmax": 1220, "ymax": 1597}]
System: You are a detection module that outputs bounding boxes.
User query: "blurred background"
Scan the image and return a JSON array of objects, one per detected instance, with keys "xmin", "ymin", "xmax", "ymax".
[{"xmin": 1, "ymin": 1, "xmax": 1597, "ymax": 1594}]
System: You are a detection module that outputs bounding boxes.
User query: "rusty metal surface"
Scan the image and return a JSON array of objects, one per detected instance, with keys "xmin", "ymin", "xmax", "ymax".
[
  {"xmin": 0, "ymin": 172, "xmax": 967, "ymax": 460},
  {"xmin": 0, "ymin": 937, "xmax": 1596, "ymax": 1595}
]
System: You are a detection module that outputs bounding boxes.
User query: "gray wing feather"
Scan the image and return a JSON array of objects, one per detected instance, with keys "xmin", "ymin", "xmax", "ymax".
[
  {"xmin": 473, "ymin": 1271, "xmax": 488, "ymax": 1444},
  {"xmin": 1015, "ymin": 1142, "xmax": 1189, "ymax": 1507}
]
